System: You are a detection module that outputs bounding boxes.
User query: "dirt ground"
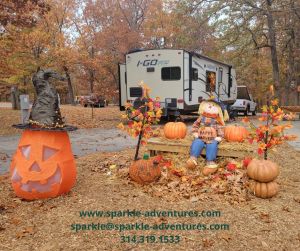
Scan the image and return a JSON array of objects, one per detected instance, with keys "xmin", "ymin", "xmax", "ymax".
[
  {"xmin": 0, "ymin": 105, "xmax": 123, "ymax": 136},
  {"xmin": 0, "ymin": 143, "xmax": 299, "ymax": 251},
  {"xmin": 0, "ymin": 109, "xmax": 20, "ymax": 136}
]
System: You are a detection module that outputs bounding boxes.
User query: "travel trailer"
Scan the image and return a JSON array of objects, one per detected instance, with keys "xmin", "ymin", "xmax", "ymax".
[{"xmin": 118, "ymin": 49, "xmax": 237, "ymax": 116}]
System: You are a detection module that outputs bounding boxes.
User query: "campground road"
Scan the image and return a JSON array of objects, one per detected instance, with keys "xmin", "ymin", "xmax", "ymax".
[{"xmin": 0, "ymin": 120, "xmax": 299, "ymax": 175}]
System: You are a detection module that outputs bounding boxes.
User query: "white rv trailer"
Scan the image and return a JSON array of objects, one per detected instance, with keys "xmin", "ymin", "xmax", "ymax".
[{"xmin": 118, "ymin": 49, "xmax": 237, "ymax": 116}]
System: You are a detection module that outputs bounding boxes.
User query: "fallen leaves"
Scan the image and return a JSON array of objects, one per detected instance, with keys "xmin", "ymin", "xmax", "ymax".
[
  {"xmin": 202, "ymin": 238, "xmax": 214, "ymax": 248},
  {"xmin": 9, "ymin": 217, "xmax": 22, "ymax": 225},
  {"xmin": 259, "ymin": 212, "xmax": 271, "ymax": 223},
  {"xmin": 261, "ymin": 240, "xmax": 269, "ymax": 248},
  {"xmin": 220, "ymin": 233, "xmax": 232, "ymax": 242},
  {"xmin": 16, "ymin": 226, "xmax": 36, "ymax": 238},
  {"xmin": 112, "ymin": 152, "xmax": 252, "ymax": 204},
  {"xmin": 293, "ymin": 197, "xmax": 300, "ymax": 204},
  {"xmin": 0, "ymin": 143, "xmax": 299, "ymax": 250},
  {"xmin": 61, "ymin": 106, "xmax": 122, "ymax": 129},
  {"xmin": 282, "ymin": 206, "xmax": 291, "ymax": 212},
  {"xmin": 0, "ymin": 204, "xmax": 6, "ymax": 214},
  {"xmin": 0, "ymin": 108, "xmax": 20, "ymax": 136},
  {"xmin": 0, "ymin": 106, "xmax": 123, "ymax": 136}
]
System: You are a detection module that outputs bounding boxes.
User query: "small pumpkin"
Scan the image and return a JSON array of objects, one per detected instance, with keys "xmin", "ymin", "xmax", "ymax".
[
  {"xmin": 249, "ymin": 180, "xmax": 279, "ymax": 199},
  {"xmin": 164, "ymin": 121, "xmax": 187, "ymax": 139},
  {"xmin": 247, "ymin": 159, "xmax": 279, "ymax": 182},
  {"xmin": 129, "ymin": 158, "xmax": 161, "ymax": 184},
  {"xmin": 224, "ymin": 125, "xmax": 249, "ymax": 142}
]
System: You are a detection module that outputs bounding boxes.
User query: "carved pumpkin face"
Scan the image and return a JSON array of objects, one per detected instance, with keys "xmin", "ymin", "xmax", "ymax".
[{"xmin": 10, "ymin": 130, "xmax": 76, "ymax": 200}]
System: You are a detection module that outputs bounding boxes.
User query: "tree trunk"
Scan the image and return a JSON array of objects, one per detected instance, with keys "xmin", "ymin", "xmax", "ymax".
[
  {"xmin": 293, "ymin": 1, "xmax": 300, "ymax": 105},
  {"xmin": 10, "ymin": 86, "xmax": 20, "ymax": 110},
  {"xmin": 285, "ymin": 40, "xmax": 294, "ymax": 105},
  {"xmin": 88, "ymin": 46, "xmax": 95, "ymax": 94},
  {"xmin": 63, "ymin": 66, "xmax": 75, "ymax": 105},
  {"xmin": 266, "ymin": 0, "xmax": 281, "ymax": 100},
  {"xmin": 88, "ymin": 68, "xmax": 94, "ymax": 94}
]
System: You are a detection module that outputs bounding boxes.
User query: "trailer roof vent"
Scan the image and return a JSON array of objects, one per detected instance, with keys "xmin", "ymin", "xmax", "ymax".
[
  {"xmin": 128, "ymin": 48, "xmax": 144, "ymax": 54},
  {"xmin": 129, "ymin": 87, "xmax": 143, "ymax": 97}
]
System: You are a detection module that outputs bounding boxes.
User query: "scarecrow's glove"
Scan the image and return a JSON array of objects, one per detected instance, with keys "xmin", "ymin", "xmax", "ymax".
[
  {"xmin": 193, "ymin": 132, "xmax": 199, "ymax": 139},
  {"xmin": 214, "ymin": 137, "xmax": 222, "ymax": 142}
]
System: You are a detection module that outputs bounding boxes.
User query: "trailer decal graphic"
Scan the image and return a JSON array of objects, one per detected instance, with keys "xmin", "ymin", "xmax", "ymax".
[{"xmin": 137, "ymin": 59, "xmax": 169, "ymax": 67}]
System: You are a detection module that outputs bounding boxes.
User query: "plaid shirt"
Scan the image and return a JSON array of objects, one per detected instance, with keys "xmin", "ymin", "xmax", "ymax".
[{"xmin": 192, "ymin": 116, "xmax": 224, "ymax": 138}]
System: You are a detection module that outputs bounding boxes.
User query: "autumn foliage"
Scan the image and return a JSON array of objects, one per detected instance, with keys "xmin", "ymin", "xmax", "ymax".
[
  {"xmin": 118, "ymin": 83, "xmax": 162, "ymax": 160},
  {"xmin": 243, "ymin": 86, "xmax": 297, "ymax": 159}
]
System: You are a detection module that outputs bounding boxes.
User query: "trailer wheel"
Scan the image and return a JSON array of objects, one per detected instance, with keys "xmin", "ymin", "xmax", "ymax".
[{"xmin": 252, "ymin": 109, "xmax": 256, "ymax": 116}]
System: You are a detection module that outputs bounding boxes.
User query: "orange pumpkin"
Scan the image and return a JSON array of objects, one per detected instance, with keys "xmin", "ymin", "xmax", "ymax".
[
  {"xmin": 224, "ymin": 125, "xmax": 249, "ymax": 142},
  {"xmin": 249, "ymin": 180, "xmax": 279, "ymax": 199},
  {"xmin": 10, "ymin": 130, "xmax": 76, "ymax": 200},
  {"xmin": 164, "ymin": 122, "xmax": 187, "ymax": 139},
  {"xmin": 129, "ymin": 158, "xmax": 161, "ymax": 184},
  {"xmin": 247, "ymin": 159, "xmax": 279, "ymax": 182}
]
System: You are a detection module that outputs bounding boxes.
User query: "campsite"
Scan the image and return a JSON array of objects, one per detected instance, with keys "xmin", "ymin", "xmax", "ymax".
[{"xmin": 0, "ymin": 1, "xmax": 300, "ymax": 251}]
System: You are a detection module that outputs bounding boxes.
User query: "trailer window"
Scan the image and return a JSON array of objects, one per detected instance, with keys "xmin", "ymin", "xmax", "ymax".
[
  {"xmin": 206, "ymin": 71, "xmax": 216, "ymax": 93},
  {"xmin": 192, "ymin": 68, "xmax": 198, "ymax": 81},
  {"xmin": 161, "ymin": 67, "xmax": 181, "ymax": 80}
]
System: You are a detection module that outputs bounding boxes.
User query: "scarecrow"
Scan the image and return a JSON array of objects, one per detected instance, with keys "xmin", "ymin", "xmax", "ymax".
[
  {"xmin": 186, "ymin": 99, "xmax": 226, "ymax": 176},
  {"xmin": 10, "ymin": 69, "xmax": 77, "ymax": 200}
]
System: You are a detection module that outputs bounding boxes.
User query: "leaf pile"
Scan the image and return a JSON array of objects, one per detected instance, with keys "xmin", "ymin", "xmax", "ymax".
[
  {"xmin": 138, "ymin": 153, "xmax": 251, "ymax": 205},
  {"xmin": 86, "ymin": 149, "xmax": 253, "ymax": 204}
]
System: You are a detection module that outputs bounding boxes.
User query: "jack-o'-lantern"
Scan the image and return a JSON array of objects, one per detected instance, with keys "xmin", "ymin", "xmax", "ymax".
[{"xmin": 10, "ymin": 130, "xmax": 76, "ymax": 200}]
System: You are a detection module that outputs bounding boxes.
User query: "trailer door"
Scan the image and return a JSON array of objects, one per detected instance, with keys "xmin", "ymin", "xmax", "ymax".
[{"xmin": 118, "ymin": 63, "xmax": 126, "ymax": 110}]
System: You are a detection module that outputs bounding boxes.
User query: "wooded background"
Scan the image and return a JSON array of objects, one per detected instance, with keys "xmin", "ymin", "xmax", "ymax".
[{"xmin": 0, "ymin": 0, "xmax": 299, "ymax": 105}]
